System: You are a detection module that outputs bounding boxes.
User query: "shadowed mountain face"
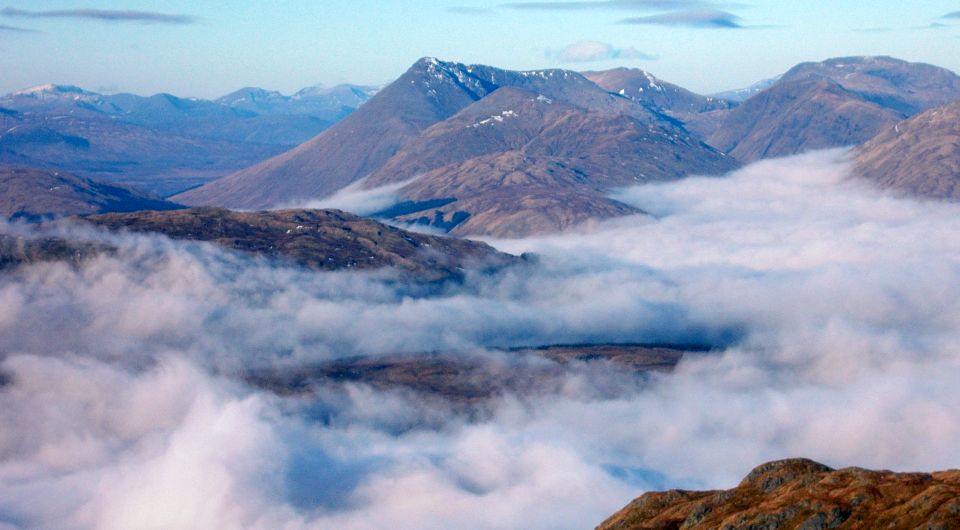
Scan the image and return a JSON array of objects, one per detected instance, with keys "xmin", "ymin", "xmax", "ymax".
[
  {"xmin": 177, "ymin": 58, "xmax": 736, "ymax": 237},
  {"xmin": 854, "ymin": 102, "xmax": 960, "ymax": 200},
  {"xmin": 72, "ymin": 207, "xmax": 520, "ymax": 282},
  {"xmin": 0, "ymin": 84, "xmax": 373, "ymax": 196},
  {"xmin": 710, "ymin": 56, "xmax": 960, "ymax": 163},
  {"xmin": 598, "ymin": 458, "xmax": 960, "ymax": 530},
  {"xmin": 0, "ymin": 166, "xmax": 182, "ymax": 221}
]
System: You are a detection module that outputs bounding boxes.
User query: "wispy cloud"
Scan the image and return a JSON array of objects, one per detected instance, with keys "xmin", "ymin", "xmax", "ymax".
[
  {"xmin": 0, "ymin": 22, "xmax": 34, "ymax": 32},
  {"xmin": 447, "ymin": 6, "xmax": 495, "ymax": 15},
  {"xmin": 620, "ymin": 9, "xmax": 743, "ymax": 28},
  {"xmin": 501, "ymin": 0, "xmax": 712, "ymax": 11},
  {"xmin": 0, "ymin": 7, "xmax": 196, "ymax": 24},
  {"xmin": 550, "ymin": 40, "xmax": 657, "ymax": 62},
  {"xmin": 941, "ymin": 11, "xmax": 960, "ymax": 19}
]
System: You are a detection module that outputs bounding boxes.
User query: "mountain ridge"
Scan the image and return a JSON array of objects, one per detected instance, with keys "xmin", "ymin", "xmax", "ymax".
[
  {"xmin": 174, "ymin": 57, "xmax": 736, "ymax": 236},
  {"xmin": 709, "ymin": 56, "xmax": 960, "ymax": 162}
]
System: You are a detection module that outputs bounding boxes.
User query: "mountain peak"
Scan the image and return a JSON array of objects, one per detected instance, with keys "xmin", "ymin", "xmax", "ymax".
[{"xmin": 411, "ymin": 56, "xmax": 476, "ymax": 80}]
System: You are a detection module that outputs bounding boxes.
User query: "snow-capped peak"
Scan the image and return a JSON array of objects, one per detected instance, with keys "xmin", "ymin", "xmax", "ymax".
[{"xmin": 11, "ymin": 84, "xmax": 91, "ymax": 97}]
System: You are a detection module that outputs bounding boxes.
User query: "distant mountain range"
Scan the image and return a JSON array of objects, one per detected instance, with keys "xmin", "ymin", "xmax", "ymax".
[
  {"xmin": 0, "ymin": 82, "xmax": 377, "ymax": 196},
  {"xmin": 216, "ymin": 84, "xmax": 377, "ymax": 116},
  {"xmin": 6, "ymin": 54, "xmax": 960, "ymax": 238},
  {"xmin": 176, "ymin": 57, "xmax": 737, "ymax": 237}
]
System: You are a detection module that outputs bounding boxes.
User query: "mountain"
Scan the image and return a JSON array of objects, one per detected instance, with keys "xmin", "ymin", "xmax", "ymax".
[
  {"xmin": 583, "ymin": 68, "xmax": 733, "ymax": 115},
  {"xmin": 75, "ymin": 207, "xmax": 520, "ymax": 281},
  {"xmin": 0, "ymin": 166, "xmax": 181, "ymax": 221},
  {"xmin": 175, "ymin": 57, "xmax": 672, "ymax": 210},
  {"xmin": 173, "ymin": 58, "xmax": 500, "ymax": 208},
  {"xmin": 779, "ymin": 56, "xmax": 960, "ymax": 115},
  {"xmin": 709, "ymin": 56, "xmax": 960, "ymax": 162},
  {"xmin": 598, "ymin": 458, "xmax": 960, "ymax": 530},
  {"xmin": 582, "ymin": 67, "xmax": 736, "ymax": 138},
  {"xmin": 708, "ymin": 78, "xmax": 905, "ymax": 162},
  {"xmin": 854, "ymin": 102, "xmax": 960, "ymax": 200},
  {"xmin": 176, "ymin": 58, "xmax": 737, "ymax": 237},
  {"xmin": 358, "ymin": 86, "xmax": 736, "ymax": 237},
  {"xmin": 0, "ymin": 83, "xmax": 371, "ymax": 196}
]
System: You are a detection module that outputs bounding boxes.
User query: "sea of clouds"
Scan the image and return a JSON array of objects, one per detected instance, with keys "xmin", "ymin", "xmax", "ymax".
[{"xmin": 1, "ymin": 149, "xmax": 959, "ymax": 529}]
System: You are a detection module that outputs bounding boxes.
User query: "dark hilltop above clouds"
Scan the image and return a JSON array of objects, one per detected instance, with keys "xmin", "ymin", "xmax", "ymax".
[{"xmin": 1, "ymin": 207, "xmax": 520, "ymax": 282}]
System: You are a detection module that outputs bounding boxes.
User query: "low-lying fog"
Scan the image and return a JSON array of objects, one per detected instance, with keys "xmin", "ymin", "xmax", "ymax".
[{"xmin": 2, "ymin": 150, "xmax": 959, "ymax": 529}]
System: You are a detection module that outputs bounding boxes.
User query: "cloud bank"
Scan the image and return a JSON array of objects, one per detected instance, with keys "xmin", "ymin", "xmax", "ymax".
[
  {"xmin": 500, "ymin": 0, "xmax": 715, "ymax": 11},
  {"xmin": 0, "ymin": 23, "xmax": 33, "ymax": 32},
  {"xmin": 447, "ymin": 7, "xmax": 495, "ymax": 15},
  {"xmin": 0, "ymin": 7, "xmax": 196, "ymax": 24},
  {"xmin": 2, "ymin": 150, "xmax": 960, "ymax": 529}
]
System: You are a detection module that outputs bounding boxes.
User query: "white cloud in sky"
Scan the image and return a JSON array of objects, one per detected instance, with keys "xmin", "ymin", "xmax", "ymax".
[{"xmin": 553, "ymin": 40, "xmax": 657, "ymax": 62}]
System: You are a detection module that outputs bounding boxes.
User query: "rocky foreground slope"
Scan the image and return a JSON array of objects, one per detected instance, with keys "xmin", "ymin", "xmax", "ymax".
[{"xmin": 598, "ymin": 458, "xmax": 960, "ymax": 530}]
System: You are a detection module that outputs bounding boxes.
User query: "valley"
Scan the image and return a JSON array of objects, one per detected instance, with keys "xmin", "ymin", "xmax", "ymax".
[{"xmin": 2, "ymin": 11, "xmax": 960, "ymax": 527}]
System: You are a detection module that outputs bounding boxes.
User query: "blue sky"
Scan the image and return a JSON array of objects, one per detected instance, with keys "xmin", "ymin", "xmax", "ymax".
[{"xmin": 0, "ymin": 0, "xmax": 958, "ymax": 98}]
